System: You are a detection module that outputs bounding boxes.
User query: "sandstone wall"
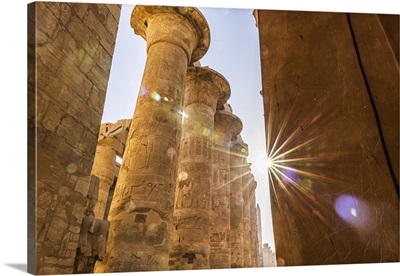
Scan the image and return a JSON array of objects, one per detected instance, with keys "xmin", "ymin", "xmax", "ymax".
[
  {"xmin": 256, "ymin": 10, "xmax": 399, "ymax": 266},
  {"xmin": 28, "ymin": 2, "xmax": 120, "ymax": 274}
]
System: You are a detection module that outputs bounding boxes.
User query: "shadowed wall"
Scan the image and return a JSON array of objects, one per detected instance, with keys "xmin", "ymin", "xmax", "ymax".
[
  {"xmin": 255, "ymin": 10, "xmax": 399, "ymax": 266},
  {"xmin": 28, "ymin": 2, "xmax": 120, "ymax": 274}
]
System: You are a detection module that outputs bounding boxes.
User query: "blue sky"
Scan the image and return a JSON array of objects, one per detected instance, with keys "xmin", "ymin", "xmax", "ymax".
[{"xmin": 101, "ymin": 4, "xmax": 275, "ymax": 250}]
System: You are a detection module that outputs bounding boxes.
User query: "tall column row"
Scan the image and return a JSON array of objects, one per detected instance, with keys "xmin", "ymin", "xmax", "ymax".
[
  {"xmin": 169, "ymin": 66, "xmax": 230, "ymax": 270},
  {"xmin": 98, "ymin": 6, "xmax": 210, "ymax": 273},
  {"xmin": 96, "ymin": 5, "xmax": 262, "ymax": 272}
]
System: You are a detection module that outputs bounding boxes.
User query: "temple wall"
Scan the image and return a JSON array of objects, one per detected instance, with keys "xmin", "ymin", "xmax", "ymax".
[
  {"xmin": 28, "ymin": 2, "xmax": 120, "ymax": 274},
  {"xmin": 255, "ymin": 10, "xmax": 399, "ymax": 266}
]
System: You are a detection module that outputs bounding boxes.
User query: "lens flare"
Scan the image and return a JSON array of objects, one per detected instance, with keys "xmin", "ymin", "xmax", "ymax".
[
  {"xmin": 150, "ymin": 91, "xmax": 161, "ymax": 101},
  {"xmin": 176, "ymin": 110, "xmax": 188, "ymax": 124},
  {"xmin": 334, "ymin": 194, "xmax": 370, "ymax": 228},
  {"xmin": 266, "ymin": 157, "xmax": 273, "ymax": 169}
]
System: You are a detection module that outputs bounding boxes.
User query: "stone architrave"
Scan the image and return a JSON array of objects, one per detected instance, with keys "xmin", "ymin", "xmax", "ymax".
[
  {"xmin": 210, "ymin": 110, "xmax": 243, "ymax": 269},
  {"xmin": 169, "ymin": 66, "xmax": 230, "ymax": 270},
  {"xmin": 241, "ymin": 166, "xmax": 254, "ymax": 267},
  {"xmin": 229, "ymin": 139, "xmax": 248, "ymax": 268},
  {"xmin": 96, "ymin": 6, "xmax": 210, "ymax": 273}
]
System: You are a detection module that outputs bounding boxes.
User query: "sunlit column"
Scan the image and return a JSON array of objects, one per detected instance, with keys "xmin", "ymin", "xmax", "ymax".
[
  {"xmin": 97, "ymin": 6, "xmax": 210, "ymax": 272},
  {"xmin": 229, "ymin": 139, "xmax": 248, "ymax": 268},
  {"xmin": 91, "ymin": 135, "xmax": 116, "ymax": 220},
  {"xmin": 249, "ymin": 180, "xmax": 259, "ymax": 267},
  {"xmin": 242, "ymin": 166, "xmax": 254, "ymax": 267},
  {"xmin": 169, "ymin": 66, "xmax": 230, "ymax": 270},
  {"xmin": 91, "ymin": 120, "xmax": 131, "ymax": 220},
  {"xmin": 210, "ymin": 110, "xmax": 243, "ymax": 269}
]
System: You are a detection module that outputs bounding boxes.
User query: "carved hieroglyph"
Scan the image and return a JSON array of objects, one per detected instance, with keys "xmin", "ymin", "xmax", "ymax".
[
  {"xmin": 210, "ymin": 110, "xmax": 242, "ymax": 269},
  {"xmin": 241, "ymin": 166, "xmax": 254, "ymax": 267},
  {"xmin": 169, "ymin": 66, "xmax": 230, "ymax": 270},
  {"xmin": 248, "ymin": 180, "xmax": 259, "ymax": 267},
  {"xmin": 229, "ymin": 139, "xmax": 248, "ymax": 268},
  {"xmin": 96, "ymin": 6, "xmax": 210, "ymax": 273}
]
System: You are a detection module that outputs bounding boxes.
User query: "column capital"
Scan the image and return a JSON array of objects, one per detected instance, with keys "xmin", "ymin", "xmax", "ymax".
[
  {"xmin": 186, "ymin": 66, "xmax": 231, "ymax": 110},
  {"xmin": 230, "ymin": 140, "xmax": 249, "ymax": 157},
  {"xmin": 214, "ymin": 110, "xmax": 243, "ymax": 139},
  {"xmin": 131, "ymin": 5, "xmax": 210, "ymax": 64}
]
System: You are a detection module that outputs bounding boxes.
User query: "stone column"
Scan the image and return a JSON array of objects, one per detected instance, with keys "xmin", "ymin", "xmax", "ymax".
[
  {"xmin": 169, "ymin": 66, "xmax": 230, "ymax": 270},
  {"xmin": 91, "ymin": 120, "xmax": 131, "ymax": 220},
  {"xmin": 97, "ymin": 6, "xmax": 210, "ymax": 273},
  {"xmin": 242, "ymin": 167, "xmax": 254, "ymax": 267},
  {"xmin": 210, "ymin": 110, "xmax": 243, "ymax": 269},
  {"xmin": 249, "ymin": 180, "xmax": 259, "ymax": 267},
  {"xmin": 229, "ymin": 139, "xmax": 248, "ymax": 268},
  {"xmin": 91, "ymin": 135, "xmax": 116, "ymax": 220}
]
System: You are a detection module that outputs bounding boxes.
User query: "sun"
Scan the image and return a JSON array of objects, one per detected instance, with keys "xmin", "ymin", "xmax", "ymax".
[{"xmin": 266, "ymin": 157, "xmax": 274, "ymax": 169}]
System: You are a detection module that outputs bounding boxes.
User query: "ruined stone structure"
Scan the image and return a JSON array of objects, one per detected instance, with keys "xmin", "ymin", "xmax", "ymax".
[
  {"xmin": 91, "ymin": 119, "xmax": 131, "ymax": 220},
  {"xmin": 74, "ymin": 119, "xmax": 131, "ymax": 274},
  {"xmin": 29, "ymin": 3, "xmax": 263, "ymax": 274},
  {"xmin": 254, "ymin": 10, "xmax": 399, "ymax": 266},
  {"xmin": 28, "ymin": 2, "xmax": 121, "ymax": 274},
  {"xmin": 262, "ymin": 243, "xmax": 276, "ymax": 267}
]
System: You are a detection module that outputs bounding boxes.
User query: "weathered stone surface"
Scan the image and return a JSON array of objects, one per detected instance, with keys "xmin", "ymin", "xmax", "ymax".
[
  {"xmin": 169, "ymin": 66, "xmax": 230, "ymax": 270},
  {"xmin": 255, "ymin": 9, "xmax": 399, "ymax": 266},
  {"xmin": 97, "ymin": 6, "xmax": 210, "ymax": 273},
  {"xmin": 210, "ymin": 110, "xmax": 242, "ymax": 269},
  {"xmin": 28, "ymin": 2, "xmax": 121, "ymax": 274},
  {"xmin": 248, "ymin": 181, "xmax": 259, "ymax": 267},
  {"xmin": 229, "ymin": 139, "xmax": 248, "ymax": 268},
  {"xmin": 91, "ymin": 120, "xmax": 131, "ymax": 219},
  {"xmin": 242, "ymin": 169, "xmax": 254, "ymax": 268}
]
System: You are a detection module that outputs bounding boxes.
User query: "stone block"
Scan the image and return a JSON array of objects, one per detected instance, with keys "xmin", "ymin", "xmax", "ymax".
[
  {"xmin": 69, "ymin": 225, "xmax": 81, "ymax": 234},
  {"xmin": 88, "ymin": 84, "xmax": 106, "ymax": 115},
  {"xmin": 47, "ymin": 2, "xmax": 72, "ymax": 26},
  {"xmin": 93, "ymin": 44, "xmax": 112, "ymax": 72},
  {"xmin": 106, "ymin": 4, "xmax": 121, "ymax": 22},
  {"xmin": 67, "ymin": 15, "xmax": 91, "ymax": 45},
  {"xmin": 83, "ymin": 9, "xmax": 116, "ymax": 55},
  {"xmin": 77, "ymin": 49, "xmax": 95, "ymax": 74},
  {"xmin": 58, "ymin": 186, "xmax": 70, "ymax": 197},
  {"xmin": 77, "ymin": 130, "xmax": 98, "ymax": 157},
  {"xmin": 37, "ymin": 47, "xmax": 61, "ymax": 74},
  {"xmin": 56, "ymin": 116, "xmax": 85, "ymax": 148},
  {"xmin": 67, "ymin": 241, "xmax": 79, "ymax": 251},
  {"xmin": 73, "ymin": 2, "xmax": 89, "ymax": 21},
  {"xmin": 87, "ymin": 64, "xmax": 109, "ymax": 91},
  {"xmin": 36, "ymin": 3, "xmax": 59, "ymax": 39},
  {"xmin": 55, "ymin": 205, "xmax": 67, "ymax": 219},
  {"xmin": 47, "ymin": 216, "xmax": 68, "ymax": 244},
  {"xmin": 74, "ymin": 177, "xmax": 90, "ymax": 197},
  {"xmin": 84, "ymin": 34, "xmax": 101, "ymax": 58},
  {"xmin": 71, "ymin": 233, "xmax": 80, "ymax": 242}
]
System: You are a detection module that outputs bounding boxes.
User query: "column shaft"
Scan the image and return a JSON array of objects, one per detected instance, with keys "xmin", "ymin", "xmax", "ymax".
[
  {"xmin": 242, "ymin": 167, "xmax": 253, "ymax": 267},
  {"xmin": 91, "ymin": 137, "xmax": 116, "ymax": 219},
  {"xmin": 98, "ymin": 7, "xmax": 208, "ymax": 272},
  {"xmin": 210, "ymin": 111, "xmax": 242, "ymax": 269},
  {"xmin": 169, "ymin": 66, "xmax": 230, "ymax": 270},
  {"xmin": 229, "ymin": 141, "xmax": 247, "ymax": 268}
]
